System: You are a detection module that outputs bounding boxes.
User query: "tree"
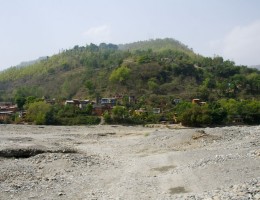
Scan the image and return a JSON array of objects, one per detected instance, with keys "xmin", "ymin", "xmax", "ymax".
[
  {"xmin": 240, "ymin": 100, "xmax": 260, "ymax": 124},
  {"xmin": 15, "ymin": 96, "xmax": 26, "ymax": 109},
  {"xmin": 14, "ymin": 88, "xmax": 27, "ymax": 109},
  {"xmin": 246, "ymin": 73, "xmax": 260, "ymax": 94},
  {"xmin": 148, "ymin": 78, "xmax": 159, "ymax": 91},
  {"xmin": 103, "ymin": 111, "xmax": 112, "ymax": 124},
  {"xmin": 218, "ymin": 99, "xmax": 240, "ymax": 116},
  {"xmin": 208, "ymin": 102, "xmax": 227, "ymax": 124},
  {"xmin": 26, "ymin": 101, "xmax": 51, "ymax": 125},
  {"xmin": 109, "ymin": 66, "xmax": 131, "ymax": 84},
  {"xmin": 111, "ymin": 106, "xmax": 129, "ymax": 123},
  {"xmin": 85, "ymin": 80, "xmax": 95, "ymax": 95},
  {"xmin": 24, "ymin": 96, "xmax": 43, "ymax": 109},
  {"xmin": 179, "ymin": 104, "xmax": 212, "ymax": 127},
  {"xmin": 82, "ymin": 104, "xmax": 93, "ymax": 115}
]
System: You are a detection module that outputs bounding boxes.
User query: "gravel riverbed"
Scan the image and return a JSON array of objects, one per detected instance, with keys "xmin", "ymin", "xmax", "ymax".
[{"xmin": 0, "ymin": 124, "xmax": 259, "ymax": 199}]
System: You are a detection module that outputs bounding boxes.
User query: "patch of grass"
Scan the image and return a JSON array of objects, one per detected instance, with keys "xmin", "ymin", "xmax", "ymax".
[
  {"xmin": 169, "ymin": 186, "xmax": 188, "ymax": 194},
  {"xmin": 152, "ymin": 165, "xmax": 176, "ymax": 172},
  {"xmin": 144, "ymin": 133, "xmax": 150, "ymax": 137}
]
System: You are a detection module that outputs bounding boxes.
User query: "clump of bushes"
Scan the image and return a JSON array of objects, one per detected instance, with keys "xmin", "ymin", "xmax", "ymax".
[
  {"xmin": 103, "ymin": 106, "xmax": 163, "ymax": 125},
  {"xmin": 25, "ymin": 102, "xmax": 100, "ymax": 125},
  {"xmin": 174, "ymin": 99, "xmax": 260, "ymax": 127},
  {"xmin": 178, "ymin": 105, "xmax": 212, "ymax": 127}
]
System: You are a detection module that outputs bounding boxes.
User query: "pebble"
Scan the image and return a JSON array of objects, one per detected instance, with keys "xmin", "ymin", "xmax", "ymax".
[
  {"xmin": 254, "ymin": 193, "xmax": 260, "ymax": 199},
  {"xmin": 58, "ymin": 192, "xmax": 65, "ymax": 196}
]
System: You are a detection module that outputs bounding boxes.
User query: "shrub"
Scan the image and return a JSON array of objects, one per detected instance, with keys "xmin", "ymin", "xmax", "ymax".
[
  {"xmin": 179, "ymin": 105, "xmax": 212, "ymax": 127},
  {"xmin": 103, "ymin": 111, "xmax": 112, "ymax": 124},
  {"xmin": 111, "ymin": 106, "xmax": 129, "ymax": 123},
  {"xmin": 26, "ymin": 101, "xmax": 51, "ymax": 125},
  {"xmin": 146, "ymin": 113, "xmax": 161, "ymax": 124}
]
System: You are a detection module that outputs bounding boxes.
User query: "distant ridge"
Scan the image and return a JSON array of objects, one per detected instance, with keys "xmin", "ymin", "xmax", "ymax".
[
  {"xmin": 118, "ymin": 38, "xmax": 193, "ymax": 54},
  {"xmin": 250, "ymin": 65, "xmax": 260, "ymax": 70},
  {"xmin": 16, "ymin": 56, "xmax": 48, "ymax": 68}
]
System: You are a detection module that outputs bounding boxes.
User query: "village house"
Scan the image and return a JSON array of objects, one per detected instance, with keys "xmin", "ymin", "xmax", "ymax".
[
  {"xmin": 114, "ymin": 94, "xmax": 136, "ymax": 105},
  {"xmin": 192, "ymin": 98, "xmax": 206, "ymax": 106},
  {"xmin": 173, "ymin": 98, "xmax": 181, "ymax": 105},
  {"xmin": 128, "ymin": 96, "xmax": 136, "ymax": 104},
  {"xmin": 134, "ymin": 108, "xmax": 147, "ymax": 115},
  {"xmin": 0, "ymin": 102, "xmax": 13, "ymax": 107},
  {"xmin": 0, "ymin": 102, "xmax": 17, "ymax": 112},
  {"xmin": 231, "ymin": 115, "xmax": 244, "ymax": 124},
  {"xmin": 92, "ymin": 105, "xmax": 110, "ymax": 116},
  {"xmin": 64, "ymin": 99, "xmax": 90, "ymax": 109},
  {"xmin": 0, "ymin": 111, "xmax": 13, "ymax": 121},
  {"xmin": 152, "ymin": 108, "xmax": 161, "ymax": 114},
  {"xmin": 0, "ymin": 102, "xmax": 17, "ymax": 122},
  {"xmin": 44, "ymin": 99, "xmax": 56, "ymax": 105},
  {"xmin": 100, "ymin": 98, "xmax": 116, "ymax": 106},
  {"xmin": 92, "ymin": 98, "xmax": 117, "ymax": 116}
]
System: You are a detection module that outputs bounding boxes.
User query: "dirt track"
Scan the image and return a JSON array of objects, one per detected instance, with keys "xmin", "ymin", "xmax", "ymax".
[{"xmin": 0, "ymin": 124, "xmax": 259, "ymax": 199}]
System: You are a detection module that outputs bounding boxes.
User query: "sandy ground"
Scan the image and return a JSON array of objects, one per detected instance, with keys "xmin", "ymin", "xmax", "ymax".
[{"xmin": 0, "ymin": 124, "xmax": 259, "ymax": 200}]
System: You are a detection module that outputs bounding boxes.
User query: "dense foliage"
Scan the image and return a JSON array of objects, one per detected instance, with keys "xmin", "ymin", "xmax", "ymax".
[
  {"xmin": 101, "ymin": 98, "xmax": 260, "ymax": 126},
  {"xmin": 18, "ymin": 102, "xmax": 100, "ymax": 125}
]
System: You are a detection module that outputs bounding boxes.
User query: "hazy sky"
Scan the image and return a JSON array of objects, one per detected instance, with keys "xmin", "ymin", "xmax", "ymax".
[{"xmin": 0, "ymin": 0, "xmax": 260, "ymax": 70}]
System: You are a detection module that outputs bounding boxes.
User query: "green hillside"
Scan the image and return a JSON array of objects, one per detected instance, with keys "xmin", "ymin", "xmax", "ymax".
[{"xmin": 0, "ymin": 38, "xmax": 259, "ymax": 104}]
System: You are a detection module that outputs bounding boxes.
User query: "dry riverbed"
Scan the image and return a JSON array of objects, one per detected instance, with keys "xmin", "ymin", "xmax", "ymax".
[{"xmin": 0, "ymin": 124, "xmax": 259, "ymax": 200}]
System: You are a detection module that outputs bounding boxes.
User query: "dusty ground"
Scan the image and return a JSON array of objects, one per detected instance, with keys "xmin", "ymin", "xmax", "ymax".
[{"xmin": 0, "ymin": 124, "xmax": 259, "ymax": 200}]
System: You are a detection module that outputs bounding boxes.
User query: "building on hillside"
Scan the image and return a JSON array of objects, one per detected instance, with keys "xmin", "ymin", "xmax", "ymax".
[
  {"xmin": 0, "ymin": 102, "xmax": 18, "ymax": 123},
  {"xmin": 128, "ymin": 96, "xmax": 136, "ymax": 104},
  {"xmin": 199, "ymin": 101, "xmax": 207, "ymax": 106},
  {"xmin": 64, "ymin": 99, "xmax": 90, "ymax": 109},
  {"xmin": 192, "ymin": 99, "xmax": 206, "ymax": 106},
  {"xmin": 91, "ymin": 98, "xmax": 117, "ymax": 116},
  {"xmin": 192, "ymin": 99, "xmax": 201, "ymax": 104},
  {"xmin": 153, "ymin": 108, "xmax": 161, "ymax": 114},
  {"xmin": 100, "ymin": 98, "xmax": 116, "ymax": 107},
  {"xmin": 0, "ymin": 102, "xmax": 13, "ymax": 107},
  {"xmin": 0, "ymin": 111, "xmax": 13, "ymax": 122},
  {"xmin": 92, "ymin": 104, "xmax": 112, "ymax": 116},
  {"xmin": 65, "ymin": 100, "xmax": 77, "ymax": 107},
  {"xmin": 173, "ymin": 98, "xmax": 181, "ymax": 105},
  {"xmin": 79, "ymin": 100, "xmax": 90, "ymax": 109},
  {"xmin": 0, "ymin": 102, "xmax": 17, "ymax": 113},
  {"xmin": 134, "ymin": 108, "xmax": 147, "ymax": 115},
  {"xmin": 45, "ymin": 99, "xmax": 56, "ymax": 105},
  {"xmin": 231, "ymin": 115, "xmax": 244, "ymax": 124},
  {"xmin": 113, "ymin": 95, "xmax": 136, "ymax": 105}
]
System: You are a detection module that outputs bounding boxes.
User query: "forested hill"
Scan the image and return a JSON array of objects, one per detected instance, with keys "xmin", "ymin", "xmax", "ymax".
[{"xmin": 0, "ymin": 38, "xmax": 259, "ymax": 104}]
